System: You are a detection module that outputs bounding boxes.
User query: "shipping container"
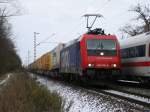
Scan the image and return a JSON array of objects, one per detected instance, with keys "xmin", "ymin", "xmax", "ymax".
[
  {"xmin": 60, "ymin": 40, "xmax": 81, "ymax": 74},
  {"xmin": 40, "ymin": 52, "xmax": 52, "ymax": 71},
  {"xmin": 51, "ymin": 43, "xmax": 65, "ymax": 71}
]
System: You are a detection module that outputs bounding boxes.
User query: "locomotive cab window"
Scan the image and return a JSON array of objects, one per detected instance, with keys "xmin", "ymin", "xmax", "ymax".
[{"xmin": 86, "ymin": 39, "xmax": 117, "ymax": 56}]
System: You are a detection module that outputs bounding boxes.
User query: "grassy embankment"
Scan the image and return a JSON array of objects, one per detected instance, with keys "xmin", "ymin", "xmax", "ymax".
[{"xmin": 0, "ymin": 72, "xmax": 62, "ymax": 112}]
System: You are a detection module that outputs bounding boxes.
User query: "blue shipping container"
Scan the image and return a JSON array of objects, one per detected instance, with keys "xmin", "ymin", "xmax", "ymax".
[{"xmin": 60, "ymin": 41, "xmax": 81, "ymax": 74}]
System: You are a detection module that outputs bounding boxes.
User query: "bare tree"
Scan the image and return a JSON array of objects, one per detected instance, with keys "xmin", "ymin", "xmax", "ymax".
[
  {"xmin": 120, "ymin": 3, "xmax": 150, "ymax": 37},
  {"xmin": 0, "ymin": 0, "xmax": 22, "ymax": 17},
  {"xmin": 130, "ymin": 3, "xmax": 150, "ymax": 32},
  {"xmin": 120, "ymin": 24, "xmax": 144, "ymax": 36}
]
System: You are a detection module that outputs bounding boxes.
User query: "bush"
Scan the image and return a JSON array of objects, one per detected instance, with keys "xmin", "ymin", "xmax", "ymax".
[{"xmin": 0, "ymin": 72, "xmax": 62, "ymax": 112}]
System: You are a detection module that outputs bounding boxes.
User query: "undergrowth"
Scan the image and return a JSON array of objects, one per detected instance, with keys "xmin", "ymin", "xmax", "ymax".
[{"xmin": 0, "ymin": 72, "xmax": 62, "ymax": 112}]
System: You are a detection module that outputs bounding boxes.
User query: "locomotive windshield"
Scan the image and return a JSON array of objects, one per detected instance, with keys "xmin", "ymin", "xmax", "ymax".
[{"xmin": 87, "ymin": 39, "xmax": 117, "ymax": 56}]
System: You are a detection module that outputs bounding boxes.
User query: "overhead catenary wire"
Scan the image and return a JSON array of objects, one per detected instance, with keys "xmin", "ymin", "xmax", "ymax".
[
  {"xmin": 37, "ymin": 42, "xmax": 60, "ymax": 45},
  {"xmin": 95, "ymin": 0, "xmax": 112, "ymax": 13},
  {"xmin": 87, "ymin": 0, "xmax": 112, "ymax": 29},
  {"xmin": 63, "ymin": 0, "xmax": 100, "ymax": 39},
  {"xmin": 36, "ymin": 33, "xmax": 55, "ymax": 46},
  {"xmin": 82, "ymin": 0, "xmax": 112, "ymax": 31}
]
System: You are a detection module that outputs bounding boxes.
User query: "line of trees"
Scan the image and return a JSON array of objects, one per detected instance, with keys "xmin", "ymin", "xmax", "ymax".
[{"xmin": 0, "ymin": 0, "xmax": 22, "ymax": 74}]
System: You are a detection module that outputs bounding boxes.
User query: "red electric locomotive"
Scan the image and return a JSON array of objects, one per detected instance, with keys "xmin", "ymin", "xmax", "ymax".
[
  {"xmin": 60, "ymin": 14, "xmax": 121, "ymax": 80},
  {"xmin": 60, "ymin": 28, "xmax": 121, "ymax": 80},
  {"xmin": 81, "ymin": 32, "xmax": 121, "ymax": 77}
]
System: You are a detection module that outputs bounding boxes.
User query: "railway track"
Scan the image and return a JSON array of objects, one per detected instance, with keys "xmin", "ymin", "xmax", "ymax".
[
  {"xmin": 66, "ymin": 79, "xmax": 150, "ymax": 108},
  {"xmin": 86, "ymin": 87, "xmax": 150, "ymax": 108},
  {"xmin": 57, "ymin": 78, "xmax": 150, "ymax": 108},
  {"xmin": 61, "ymin": 78, "xmax": 150, "ymax": 108},
  {"xmin": 88, "ymin": 79, "xmax": 150, "ymax": 97},
  {"xmin": 82, "ymin": 79, "xmax": 150, "ymax": 108},
  {"xmin": 33, "ymin": 73, "xmax": 150, "ymax": 108}
]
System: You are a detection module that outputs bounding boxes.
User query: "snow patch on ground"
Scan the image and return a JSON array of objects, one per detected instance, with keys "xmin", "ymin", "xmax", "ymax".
[
  {"xmin": 0, "ymin": 73, "xmax": 12, "ymax": 86},
  {"xmin": 35, "ymin": 75, "xmax": 149, "ymax": 112}
]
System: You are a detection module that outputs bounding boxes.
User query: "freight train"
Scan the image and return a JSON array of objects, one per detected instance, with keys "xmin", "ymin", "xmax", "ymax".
[
  {"xmin": 29, "ymin": 28, "xmax": 121, "ymax": 81},
  {"xmin": 120, "ymin": 32, "xmax": 150, "ymax": 82}
]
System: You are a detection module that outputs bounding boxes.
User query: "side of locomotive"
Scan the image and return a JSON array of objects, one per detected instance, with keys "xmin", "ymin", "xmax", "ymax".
[
  {"xmin": 120, "ymin": 32, "xmax": 150, "ymax": 81},
  {"xmin": 60, "ymin": 33, "xmax": 121, "ymax": 80},
  {"xmin": 60, "ymin": 38, "xmax": 81, "ymax": 75}
]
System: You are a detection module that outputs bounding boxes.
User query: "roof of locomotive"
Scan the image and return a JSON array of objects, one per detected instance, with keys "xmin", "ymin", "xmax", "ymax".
[
  {"xmin": 64, "ymin": 34, "xmax": 118, "ymax": 49},
  {"xmin": 120, "ymin": 31, "xmax": 150, "ymax": 49},
  {"xmin": 64, "ymin": 28, "xmax": 118, "ymax": 48},
  {"xmin": 82, "ymin": 34, "xmax": 118, "ymax": 40}
]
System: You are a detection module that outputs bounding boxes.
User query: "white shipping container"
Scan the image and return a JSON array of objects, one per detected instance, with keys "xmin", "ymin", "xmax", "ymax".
[{"xmin": 51, "ymin": 43, "xmax": 65, "ymax": 70}]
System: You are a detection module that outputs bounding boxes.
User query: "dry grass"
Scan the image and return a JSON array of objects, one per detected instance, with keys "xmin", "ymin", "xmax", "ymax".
[
  {"xmin": 0, "ymin": 73, "xmax": 7, "ymax": 81},
  {"xmin": 0, "ymin": 72, "xmax": 62, "ymax": 112}
]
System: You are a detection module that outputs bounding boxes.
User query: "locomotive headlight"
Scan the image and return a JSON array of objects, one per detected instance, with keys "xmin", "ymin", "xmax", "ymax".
[
  {"xmin": 100, "ymin": 52, "xmax": 104, "ymax": 56},
  {"xmin": 113, "ymin": 64, "xmax": 117, "ymax": 67},
  {"xmin": 88, "ymin": 63, "xmax": 94, "ymax": 67},
  {"xmin": 88, "ymin": 64, "xmax": 92, "ymax": 67}
]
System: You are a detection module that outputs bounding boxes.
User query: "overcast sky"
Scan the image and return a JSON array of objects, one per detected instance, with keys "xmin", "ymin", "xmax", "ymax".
[{"xmin": 9, "ymin": 0, "xmax": 148, "ymax": 65}]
